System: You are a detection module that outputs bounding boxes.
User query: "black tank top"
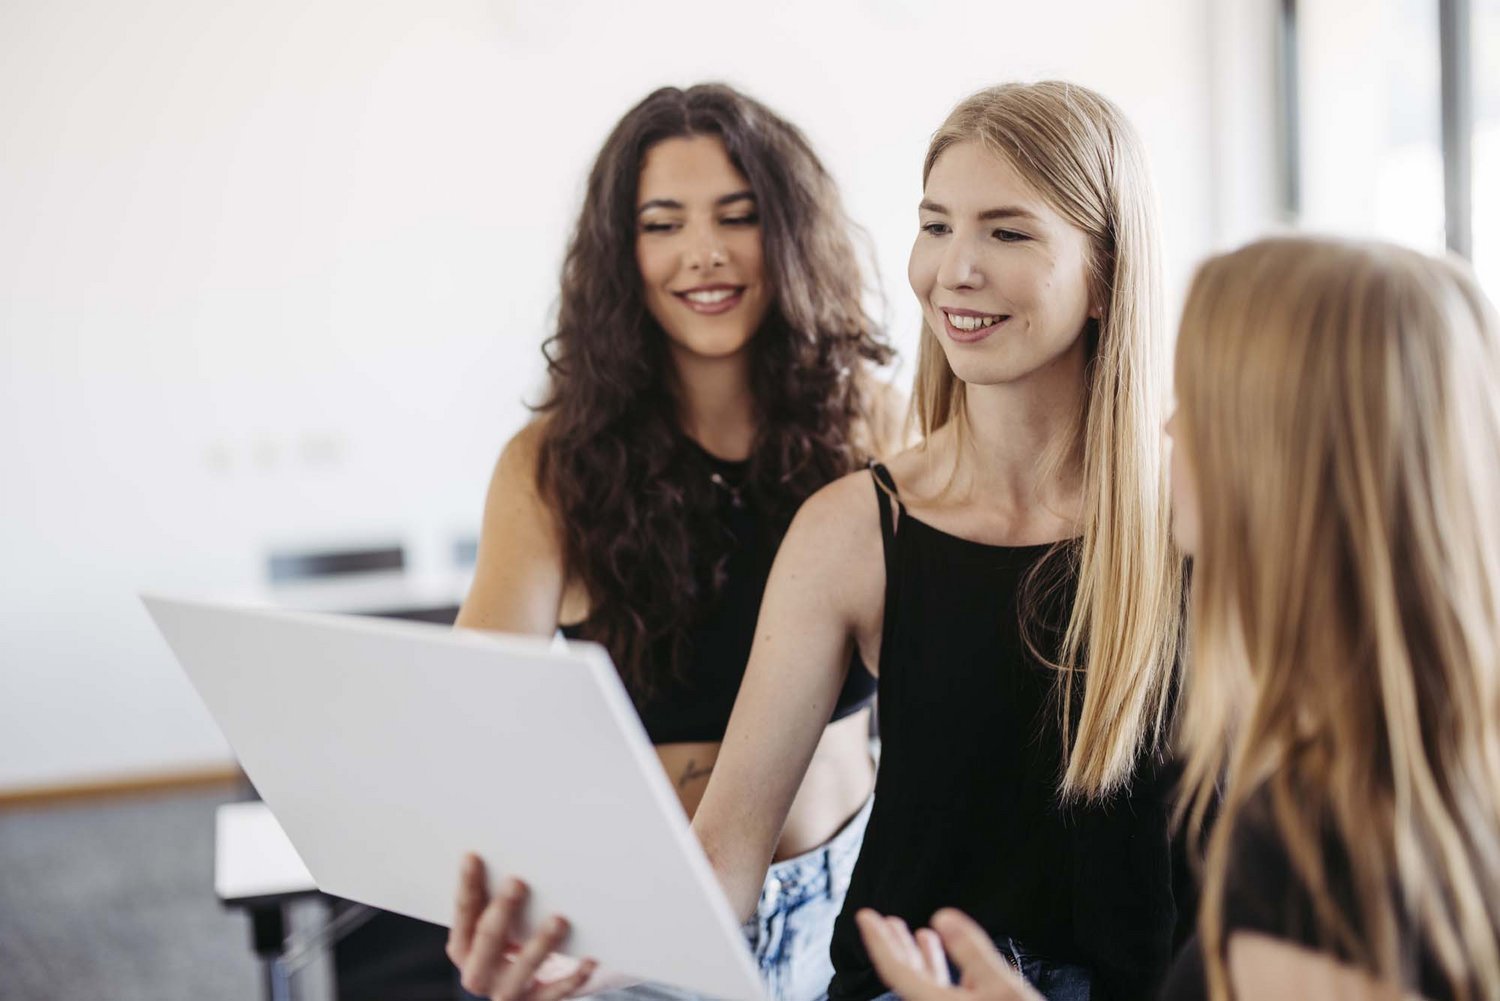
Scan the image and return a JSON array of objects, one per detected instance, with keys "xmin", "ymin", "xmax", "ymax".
[
  {"xmin": 826, "ymin": 465, "xmax": 1189, "ymax": 1001},
  {"xmin": 561, "ymin": 446, "xmax": 876, "ymax": 746}
]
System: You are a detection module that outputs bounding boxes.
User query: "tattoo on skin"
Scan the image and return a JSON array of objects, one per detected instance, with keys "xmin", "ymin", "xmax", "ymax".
[{"xmin": 676, "ymin": 759, "xmax": 714, "ymax": 790}]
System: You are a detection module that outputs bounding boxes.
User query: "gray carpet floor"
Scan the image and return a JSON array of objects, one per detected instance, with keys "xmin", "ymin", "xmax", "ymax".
[{"xmin": 0, "ymin": 786, "xmax": 330, "ymax": 1001}]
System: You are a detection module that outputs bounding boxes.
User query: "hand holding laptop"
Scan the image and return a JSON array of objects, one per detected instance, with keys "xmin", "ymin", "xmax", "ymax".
[
  {"xmin": 447, "ymin": 855, "xmax": 597, "ymax": 1001},
  {"xmin": 142, "ymin": 597, "xmax": 767, "ymax": 1001}
]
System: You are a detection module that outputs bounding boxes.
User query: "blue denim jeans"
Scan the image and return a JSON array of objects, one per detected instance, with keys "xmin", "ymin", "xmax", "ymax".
[
  {"xmin": 857, "ymin": 935, "xmax": 1092, "ymax": 1001},
  {"xmin": 583, "ymin": 794, "xmax": 873, "ymax": 1001},
  {"xmin": 995, "ymin": 937, "xmax": 1093, "ymax": 1001}
]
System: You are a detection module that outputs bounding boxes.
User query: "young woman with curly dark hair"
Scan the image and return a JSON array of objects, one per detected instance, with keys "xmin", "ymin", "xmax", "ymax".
[{"xmin": 447, "ymin": 83, "xmax": 898, "ymax": 1001}]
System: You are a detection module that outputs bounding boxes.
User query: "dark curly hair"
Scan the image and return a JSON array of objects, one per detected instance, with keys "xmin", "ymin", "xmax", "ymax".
[{"xmin": 534, "ymin": 83, "xmax": 893, "ymax": 698}]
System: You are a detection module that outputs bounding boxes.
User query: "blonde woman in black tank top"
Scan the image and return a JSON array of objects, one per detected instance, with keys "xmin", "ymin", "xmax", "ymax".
[{"xmin": 687, "ymin": 82, "xmax": 1188, "ymax": 1001}]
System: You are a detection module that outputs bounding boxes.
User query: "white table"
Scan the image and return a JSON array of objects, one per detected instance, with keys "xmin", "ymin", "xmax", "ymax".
[
  {"xmin": 216, "ymin": 801, "xmax": 321, "ymax": 1001},
  {"xmin": 216, "ymin": 800, "xmax": 316, "ymax": 904}
]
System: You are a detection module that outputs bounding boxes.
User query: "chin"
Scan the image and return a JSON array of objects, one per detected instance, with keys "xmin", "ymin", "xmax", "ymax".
[
  {"xmin": 668, "ymin": 329, "xmax": 756, "ymax": 360},
  {"xmin": 942, "ymin": 351, "xmax": 1034, "ymax": 388},
  {"xmin": 1170, "ymin": 524, "xmax": 1198, "ymax": 556}
]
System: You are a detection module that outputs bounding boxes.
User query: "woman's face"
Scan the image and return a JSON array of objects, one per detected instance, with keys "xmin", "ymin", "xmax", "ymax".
[
  {"xmin": 635, "ymin": 135, "xmax": 771, "ymax": 364},
  {"xmin": 908, "ymin": 140, "xmax": 1097, "ymax": 389},
  {"xmin": 1165, "ymin": 407, "xmax": 1201, "ymax": 555}
]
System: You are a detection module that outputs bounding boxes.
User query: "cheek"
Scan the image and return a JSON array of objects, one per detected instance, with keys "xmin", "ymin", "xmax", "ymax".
[
  {"xmin": 635, "ymin": 241, "xmax": 673, "ymax": 291},
  {"xmin": 1170, "ymin": 443, "xmax": 1202, "ymax": 554},
  {"xmin": 908, "ymin": 242, "xmax": 932, "ymax": 298},
  {"xmin": 729, "ymin": 231, "xmax": 766, "ymax": 283},
  {"xmin": 1029, "ymin": 260, "xmax": 1084, "ymax": 316}
]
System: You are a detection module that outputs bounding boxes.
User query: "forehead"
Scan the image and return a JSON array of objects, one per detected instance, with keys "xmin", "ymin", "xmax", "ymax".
[
  {"xmin": 923, "ymin": 140, "xmax": 1055, "ymax": 218},
  {"xmin": 637, "ymin": 135, "xmax": 751, "ymax": 206}
]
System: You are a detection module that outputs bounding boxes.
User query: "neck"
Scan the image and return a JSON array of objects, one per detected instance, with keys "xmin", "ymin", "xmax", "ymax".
[
  {"xmin": 669, "ymin": 346, "xmax": 757, "ymax": 461},
  {"xmin": 948, "ymin": 339, "xmax": 1087, "ymax": 516}
]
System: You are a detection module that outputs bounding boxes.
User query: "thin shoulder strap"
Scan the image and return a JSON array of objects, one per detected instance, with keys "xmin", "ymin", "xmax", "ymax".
[{"xmin": 868, "ymin": 461, "xmax": 903, "ymax": 569}]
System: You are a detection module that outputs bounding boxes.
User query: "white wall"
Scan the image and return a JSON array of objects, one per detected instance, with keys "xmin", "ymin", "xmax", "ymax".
[{"xmin": 0, "ymin": 0, "xmax": 1274, "ymax": 792}]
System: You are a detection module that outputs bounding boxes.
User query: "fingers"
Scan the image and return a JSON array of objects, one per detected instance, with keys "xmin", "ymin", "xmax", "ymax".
[
  {"xmin": 929, "ymin": 909, "xmax": 1007, "ymax": 975},
  {"xmin": 460, "ymin": 876, "xmax": 529, "ymax": 996},
  {"xmin": 449, "ymin": 853, "xmax": 488, "ymax": 967},
  {"xmin": 855, "ymin": 909, "xmax": 953, "ymax": 1001},
  {"xmin": 885, "ymin": 915, "xmax": 924, "ymax": 969},
  {"xmin": 916, "ymin": 928, "xmax": 952, "ymax": 984},
  {"xmin": 930, "ymin": 910, "xmax": 1042, "ymax": 1001},
  {"xmin": 532, "ymin": 957, "xmax": 599, "ymax": 1001},
  {"xmin": 490, "ymin": 914, "xmax": 572, "ymax": 1001}
]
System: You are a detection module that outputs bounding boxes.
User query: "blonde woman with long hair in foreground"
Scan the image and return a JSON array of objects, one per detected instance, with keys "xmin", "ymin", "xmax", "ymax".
[{"xmin": 858, "ymin": 236, "xmax": 1500, "ymax": 1001}]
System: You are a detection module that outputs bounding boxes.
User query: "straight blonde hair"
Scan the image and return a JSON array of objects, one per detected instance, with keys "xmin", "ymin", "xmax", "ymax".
[
  {"xmin": 1175, "ymin": 237, "xmax": 1500, "ymax": 1001},
  {"xmin": 914, "ymin": 81, "xmax": 1183, "ymax": 799}
]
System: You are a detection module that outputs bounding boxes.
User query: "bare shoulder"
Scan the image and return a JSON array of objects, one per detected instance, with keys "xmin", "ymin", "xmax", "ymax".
[
  {"xmin": 456, "ymin": 416, "xmax": 566, "ymax": 634},
  {"xmin": 875, "ymin": 439, "xmax": 940, "ymax": 498},
  {"xmin": 772, "ymin": 468, "xmax": 888, "ymax": 634},
  {"xmin": 491, "ymin": 415, "xmax": 550, "ymax": 494},
  {"xmin": 1228, "ymin": 932, "xmax": 1403, "ymax": 1001},
  {"xmin": 785, "ymin": 467, "xmax": 884, "ymax": 554},
  {"xmin": 480, "ymin": 416, "xmax": 564, "ymax": 530}
]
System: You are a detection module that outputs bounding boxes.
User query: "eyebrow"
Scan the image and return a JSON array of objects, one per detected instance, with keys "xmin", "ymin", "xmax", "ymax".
[
  {"xmin": 918, "ymin": 200, "xmax": 1041, "ymax": 223},
  {"xmin": 638, "ymin": 190, "xmax": 757, "ymax": 214}
]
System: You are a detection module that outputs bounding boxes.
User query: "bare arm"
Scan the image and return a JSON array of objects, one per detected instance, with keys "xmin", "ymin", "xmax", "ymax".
[
  {"xmin": 455, "ymin": 421, "xmax": 567, "ymax": 637},
  {"xmin": 690, "ymin": 471, "xmax": 886, "ymax": 919}
]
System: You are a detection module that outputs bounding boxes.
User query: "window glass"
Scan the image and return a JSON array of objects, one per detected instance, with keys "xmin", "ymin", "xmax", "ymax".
[{"xmin": 1472, "ymin": 0, "xmax": 1500, "ymax": 296}]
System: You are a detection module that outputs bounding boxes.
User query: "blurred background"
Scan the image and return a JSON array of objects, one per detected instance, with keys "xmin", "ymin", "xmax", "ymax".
[{"xmin": 1, "ymin": 0, "xmax": 1496, "ymax": 997}]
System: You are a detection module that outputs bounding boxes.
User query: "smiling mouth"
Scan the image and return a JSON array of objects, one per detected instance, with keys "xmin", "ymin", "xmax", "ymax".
[
  {"xmin": 674, "ymin": 286, "xmax": 746, "ymax": 315},
  {"xmin": 943, "ymin": 309, "xmax": 1009, "ymax": 333}
]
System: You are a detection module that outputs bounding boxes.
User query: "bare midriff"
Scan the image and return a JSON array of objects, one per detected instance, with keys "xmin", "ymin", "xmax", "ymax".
[
  {"xmin": 656, "ymin": 708, "xmax": 875, "ymax": 860},
  {"xmin": 560, "ymin": 586, "xmax": 876, "ymax": 860}
]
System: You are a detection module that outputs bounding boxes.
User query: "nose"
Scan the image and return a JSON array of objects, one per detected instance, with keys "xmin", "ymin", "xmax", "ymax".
[
  {"xmin": 683, "ymin": 221, "xmax": 727, "ymax": 271},
  {"xmin": 936, "ymin": 233, "xmax": 983, "ymax": 291}
]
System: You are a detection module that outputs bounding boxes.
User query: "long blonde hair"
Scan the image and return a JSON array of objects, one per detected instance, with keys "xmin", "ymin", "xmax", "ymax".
[
  {"xmin": 914, "ymin": 81, "xmax": 1183, "ymax": 799},
  {"xmin": 1175, "ymin": 236, "xmax": 1500, "ymax": 1000}
]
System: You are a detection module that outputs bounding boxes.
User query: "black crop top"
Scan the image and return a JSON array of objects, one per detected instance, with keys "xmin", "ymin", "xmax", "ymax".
[
  {"xmin": 827, "ymin": 466, "xmax": 1193, "ymax": 1001},
  {"xmin": 560, "ymin": 445, "xmax": 876, "ymax": 746}
]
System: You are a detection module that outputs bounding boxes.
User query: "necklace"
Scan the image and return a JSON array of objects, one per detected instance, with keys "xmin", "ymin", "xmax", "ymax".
[{"xmin": 709, "ymin": 471, "xmax": 746, "ymax": 510}]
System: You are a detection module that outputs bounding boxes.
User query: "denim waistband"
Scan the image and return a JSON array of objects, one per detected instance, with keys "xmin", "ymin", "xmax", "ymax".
[{"xmin": 755, "ymin": 794, "xmax": 873, "ymax": 915}]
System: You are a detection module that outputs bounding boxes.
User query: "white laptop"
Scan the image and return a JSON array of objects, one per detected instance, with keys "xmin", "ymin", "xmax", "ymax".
[{"xmin": 142, "ymin": 594, "xmax": 765, "ymax": 1001}]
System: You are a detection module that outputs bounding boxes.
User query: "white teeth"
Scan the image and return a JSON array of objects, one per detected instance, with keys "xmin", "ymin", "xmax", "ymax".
[
  {"xmin": 684, "ymin": 288, "xmax": 737, "ymax": 305},
  {"xmin": 946, "ymin": 312, "xmax": 1004, "ymax": 331}
]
